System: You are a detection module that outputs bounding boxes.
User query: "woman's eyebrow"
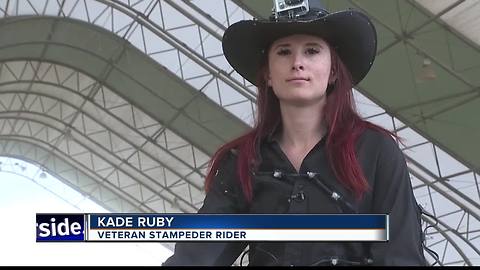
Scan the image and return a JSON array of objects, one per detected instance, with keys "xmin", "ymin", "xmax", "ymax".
[
  {"xmin": 304, "ymin": 42, "xmax": 324, "ymax": 48},
  {"xmin": 273, "ymin": 42, "xmax": 324, "ymax": 50},
  {"xmin": 272, "ymin": 43, "xmax": 291, "ymax": 50}
]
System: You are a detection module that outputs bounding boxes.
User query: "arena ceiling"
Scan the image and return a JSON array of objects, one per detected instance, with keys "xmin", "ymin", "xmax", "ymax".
[{"xmin": 0, "ymin": 0, "xmax": 478, "ymax": 266}]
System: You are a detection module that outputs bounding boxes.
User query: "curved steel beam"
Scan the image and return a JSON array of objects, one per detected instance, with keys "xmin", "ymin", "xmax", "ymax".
[
  {"xmin": 0, "ymin": 137, "xmax": 148, "ymax": 213},
  {"xmin": 0, "ymin": 15, "xmax": 248, "ymax": 155},
  {"xmin": 0, "ymin": 112, "xmax": 197, "ymax": 212}
]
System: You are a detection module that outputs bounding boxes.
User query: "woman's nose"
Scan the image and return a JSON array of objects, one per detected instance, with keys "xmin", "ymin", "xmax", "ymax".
[
  {"xmin": 291, "ymin": 54, "xmax": 305, "ymax": 71},
  {"xmin": 291, "ymin": 63, "xmax": 304, "ymax": 71}
]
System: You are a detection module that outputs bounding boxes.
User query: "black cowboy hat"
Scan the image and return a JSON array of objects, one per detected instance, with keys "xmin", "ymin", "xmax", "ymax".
[{"xmin": 222, "ymin": 0, "xmax": 377, "ymax": 87}]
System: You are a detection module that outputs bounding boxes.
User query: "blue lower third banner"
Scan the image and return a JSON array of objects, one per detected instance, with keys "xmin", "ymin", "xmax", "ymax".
[{"xmin": 36, "ymin": 214, "xmax": 388, "ymax": 242}]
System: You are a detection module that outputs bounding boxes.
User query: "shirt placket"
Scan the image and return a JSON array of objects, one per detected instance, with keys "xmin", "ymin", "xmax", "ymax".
[{"xmin": 283, "ymin": 177, "xmax": 309, "ymax": 265}]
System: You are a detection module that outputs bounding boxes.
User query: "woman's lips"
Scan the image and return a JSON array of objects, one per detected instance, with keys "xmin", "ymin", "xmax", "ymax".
[{"xmin": 286, "ymin": 77, "xmax": 310, "ymax": 83}]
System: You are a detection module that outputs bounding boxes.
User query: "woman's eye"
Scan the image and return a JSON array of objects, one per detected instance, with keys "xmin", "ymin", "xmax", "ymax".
[
  {"xmin": 306, "ymin": 48, "xmax": 320, "ymax": 55},
  {"xmin": 277, "ymin": 49, "xmax": 290, "ymax": 56}
]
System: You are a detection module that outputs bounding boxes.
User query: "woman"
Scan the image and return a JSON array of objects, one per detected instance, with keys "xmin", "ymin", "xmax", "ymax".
[{"xmin": 163, "ymin": 0, "xmax": 427, "ymax": 266}]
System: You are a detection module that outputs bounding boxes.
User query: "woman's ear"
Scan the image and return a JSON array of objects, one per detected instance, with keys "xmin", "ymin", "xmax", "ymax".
[
  {"xmin": 265, "ymin": 73, "xmax": 272, "ymax": 87},
  {"xmin": 329, "ymin": 69, "xmax": 337, "ymax": 84}
]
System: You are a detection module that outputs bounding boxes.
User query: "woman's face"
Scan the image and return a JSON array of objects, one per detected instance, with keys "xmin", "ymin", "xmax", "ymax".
[{"xmin": 267, "ymin": 34, "xmax": 332, "ymax": 106}]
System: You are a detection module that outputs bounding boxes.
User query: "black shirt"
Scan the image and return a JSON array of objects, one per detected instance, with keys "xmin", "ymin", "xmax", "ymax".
[{"xmin": 163, "ymin": 128, "xmax": 427, "ymax": 266}]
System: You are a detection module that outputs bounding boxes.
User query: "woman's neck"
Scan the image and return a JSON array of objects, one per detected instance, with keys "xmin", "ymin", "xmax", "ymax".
[{"xmin": 277, "ymin": 102, "xmax": 326, "ymax": 148}]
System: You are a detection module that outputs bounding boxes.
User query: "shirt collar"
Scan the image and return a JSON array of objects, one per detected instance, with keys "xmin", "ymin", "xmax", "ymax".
[{"xmin": 264, "ymin": 122, "xmax": 330, "ymax": 145}]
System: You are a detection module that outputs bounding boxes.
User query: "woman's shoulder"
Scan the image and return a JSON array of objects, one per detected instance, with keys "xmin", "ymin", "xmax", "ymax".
[
  {"xmin": 214, "ymin": 148, "xmax": 239, "ymax": 172},
  {"xmin": 225, "ymin": 147, "xmax": 239, "ymax": 160},
  {"xmin": 357, "ymin": 125, "xmax": 401, "ymax": 157}
]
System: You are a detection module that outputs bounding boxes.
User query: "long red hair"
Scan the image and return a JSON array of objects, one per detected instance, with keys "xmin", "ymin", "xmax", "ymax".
[{"xmin": 205, "ymin": 43, "xmax": 395, "ymax": 202}]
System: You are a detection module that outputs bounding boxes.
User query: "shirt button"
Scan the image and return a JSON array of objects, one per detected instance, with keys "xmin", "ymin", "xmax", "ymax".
[{"xmin": 289, "ymin": 192, "xmax": 305, "ymax": 202}]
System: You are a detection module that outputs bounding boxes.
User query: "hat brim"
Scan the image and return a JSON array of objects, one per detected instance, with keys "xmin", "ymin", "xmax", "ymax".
[{"xmin": 222, "ymin": 10, "xmax": 377, "ymax": 86}]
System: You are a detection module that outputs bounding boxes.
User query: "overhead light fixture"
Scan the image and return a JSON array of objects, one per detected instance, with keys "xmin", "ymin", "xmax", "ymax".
[
  {"xmin": 13, "ymin": 162, "xmax": 27, "ymax": 172},
  {"xmin": 417, "ymin": 58, "xmax": 437, "ymax": 81},
  {"xmin": 39, "ymin": 170, "xmax": 47, "ymax": 179}
]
